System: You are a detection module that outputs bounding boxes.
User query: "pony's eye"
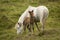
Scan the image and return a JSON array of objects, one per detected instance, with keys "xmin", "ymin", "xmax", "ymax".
[
  {"xmin": 18, "ymin": 23, "xmax": 19, "ymax": 24},
  {"xmin": 18, "ymin": 23, "xmax": 21, "ymax": 27}
]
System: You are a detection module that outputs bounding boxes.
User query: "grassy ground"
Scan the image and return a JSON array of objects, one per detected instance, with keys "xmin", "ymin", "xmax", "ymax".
[{"xmin": 0, "ymin": 0, "xmax": 60, "ymax": 40}]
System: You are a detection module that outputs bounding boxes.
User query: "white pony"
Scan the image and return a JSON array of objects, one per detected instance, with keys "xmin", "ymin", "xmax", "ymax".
[{"xmin": 15, "ymin": 5, "xmax": 49, "ymax": 34}]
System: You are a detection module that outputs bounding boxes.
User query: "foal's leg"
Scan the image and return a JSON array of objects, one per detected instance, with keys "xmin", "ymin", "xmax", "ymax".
[
  {"xmin": 31, "ymin": 23, "xmax": 34, "ymax": 32},
  {"xmin": 27, "ymin": 24, "xmax": 31, "ymax": 32},
  {"xmin": 30, "ymin": 23, "xmax": 34, "ymax": 34}
]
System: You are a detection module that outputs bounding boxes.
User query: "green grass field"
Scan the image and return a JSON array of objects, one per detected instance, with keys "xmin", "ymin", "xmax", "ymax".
[{"xmin": 0, "ymin": 0, "xmax": 60, "ymax": 40}]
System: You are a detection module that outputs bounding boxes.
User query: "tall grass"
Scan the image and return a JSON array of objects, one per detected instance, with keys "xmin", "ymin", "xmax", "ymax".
[{"xmin": 0, "ymin": 0, "xmax": 60, "ymax": 40}]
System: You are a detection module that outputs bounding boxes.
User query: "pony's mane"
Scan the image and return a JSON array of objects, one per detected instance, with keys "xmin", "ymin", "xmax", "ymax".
[{"xmin": 18, "ymin": 6, "xmax": 32, "ymax": 23}]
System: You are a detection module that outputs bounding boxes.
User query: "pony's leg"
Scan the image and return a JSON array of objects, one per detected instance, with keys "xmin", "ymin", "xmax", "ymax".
[
  {"xmin": 40, "ymin": 18, "xmax": 45, "ymax": 34},
  {"xmin": 24, "ymin": 25, "xmax": 26, "ymax": 32},
  {"xmin": 35, "ymin": 22, "xmax": 40, "ymax": 31}
]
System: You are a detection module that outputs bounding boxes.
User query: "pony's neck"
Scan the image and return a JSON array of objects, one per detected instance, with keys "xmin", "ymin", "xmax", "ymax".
[
  {"xmin": 18, "ymin": 6, "xmax": 37, "ymax": 23},
  {"xmin": 18, "ymin": 6, "xmax": 31, "ymax": 23}
]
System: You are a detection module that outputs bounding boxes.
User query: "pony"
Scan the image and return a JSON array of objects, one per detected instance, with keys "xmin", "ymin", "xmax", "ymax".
[
  {"xmin": 15, "ymin": 10, "xmax": 37, "ymax": 34},
  {"xmin": 15, "ymin": 6, "xmax": 35, "ymax": 34},
  {"xmin": 15, "ymin": 6, "xmax": 49, "ymax": 34},
  {"xmin": 33, "ymin": 6, "xmax": 49, "ymax": 34}
]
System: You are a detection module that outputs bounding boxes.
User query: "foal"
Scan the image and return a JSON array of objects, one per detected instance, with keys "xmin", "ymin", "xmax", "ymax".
[
  {"xmin": 28, "ymin": 10, "xmax": 40, "ymax": 32},
  {"xmin": 23, "ymin": 10, "xmax": 40, "ymax": 33},
  {"xmin": 23, "ymin": 10, "xmax": 35, "ymax": 32}
]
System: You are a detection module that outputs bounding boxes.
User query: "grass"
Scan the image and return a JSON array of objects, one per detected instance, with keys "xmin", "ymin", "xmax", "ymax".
[{"xmin": 0, "ymin": 0, "xmax": 60, "ymax": 40}]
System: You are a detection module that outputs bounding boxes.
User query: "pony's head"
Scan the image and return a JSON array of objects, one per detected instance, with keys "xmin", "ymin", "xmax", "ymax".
[{"xmin": 15, "ymin": 22, "xmax": 23, "ymax": 34}]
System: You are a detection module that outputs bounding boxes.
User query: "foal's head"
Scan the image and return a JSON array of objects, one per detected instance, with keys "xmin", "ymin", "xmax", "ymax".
[
  {"xmin": 28, "ymin": 10, "xmax": 35, "ymax": 24},
  {"xmin": 28, "ymin": 10, "xmax": 34, "ymax": 17}
]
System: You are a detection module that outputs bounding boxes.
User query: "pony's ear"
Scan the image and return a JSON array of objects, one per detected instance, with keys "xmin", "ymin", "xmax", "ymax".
[
  {"xmin": 32, "ymin": 10, "xmax": 33, "ymax": 12},
  {"xmin": 28, "ymin": 11, "xmax": 31, "ymax": 13},
  {"xmin": 18, "ymin": 23, "xmax": 19, "ymax": 24}
]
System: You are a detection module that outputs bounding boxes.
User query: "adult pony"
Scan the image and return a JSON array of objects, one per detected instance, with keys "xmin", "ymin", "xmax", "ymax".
[
  {"xmin": 15, "ymin": 6, "xmax": 49, "ymax": 34},
  {"xmin": 15, "ymin": 6, "xmax": 34, "ymax": 34}
]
